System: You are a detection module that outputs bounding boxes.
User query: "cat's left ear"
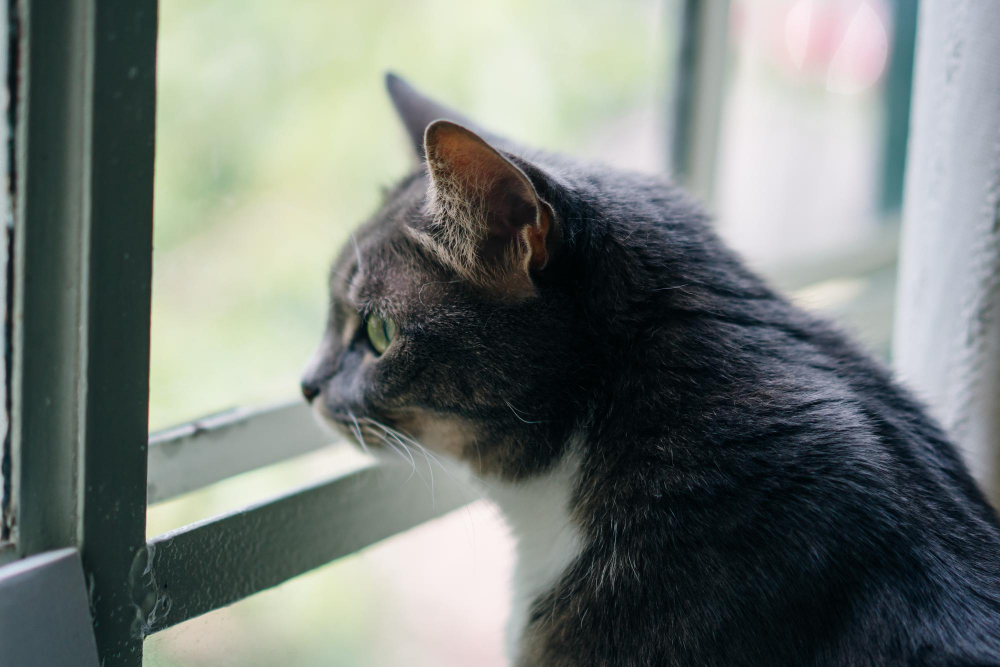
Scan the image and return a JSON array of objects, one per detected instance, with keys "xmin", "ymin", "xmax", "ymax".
[{"xmin": 422, "ymin": 120, "xmax": 557, "ymax": 297}]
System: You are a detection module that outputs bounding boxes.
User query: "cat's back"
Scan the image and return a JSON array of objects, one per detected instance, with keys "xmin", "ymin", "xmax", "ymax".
[{"xmin": 543, "ymin": 159, "xmax": 1000, "ymax": 665}]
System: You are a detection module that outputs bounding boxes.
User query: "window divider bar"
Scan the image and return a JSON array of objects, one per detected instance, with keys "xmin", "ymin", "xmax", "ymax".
[
  {"xmin": 666, "ymin": 0, "xmax": 731, "ymax": 201},
  {"xmin": 138, "ymin": 460, "xmax": 474, "ymax": 636},
  {"xmin": 78, "ymin": 2, "xmax": 157, "ymax": 664},
  {"xmin": 147, "ymin": 401, "xmax": 333, "ymax": 506},
  {"xmin": 11, "ymin": 2, "xmax": 157, "ymax": 665}
]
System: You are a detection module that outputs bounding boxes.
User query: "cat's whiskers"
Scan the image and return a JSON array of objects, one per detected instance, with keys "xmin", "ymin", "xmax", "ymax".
[
  {"xmin": 377, "ymin": 422, "xmax": 475, "ymax": 509},
  {"xmin": 369, "ymin": 429, "xmax": 420, "ymax": 487},
  {"xmin": 386, "ymin": 424, "xmax": 513, "ymax": 550},
  {"xmin": 345, "ymin": 410, "xmax": 371, "ymax": 456},
  {"xmin": 358, "ymin": 417, "xmax": 511, "ymax": 553},
  {"xmin": 361, "ymin": 418, "xmax": 436, "ymax": 501},
  {"xmin": 347, "ymin": 411, "xmax": 424, "ymax": 492},
  {"xmin": 329, "ymin": 267, "xmax": 353, "ymax": 284},
  {"xmin": 350, "ymin": 233, "xmax": 364, "ymax": 276},
  {"xmin": 362, "ymin": 422, "xmax": 421, "ymax": 484},
  {"xmin": 375, "ymin": 422, "xmax": 446, "ymax": 473},
  {"xmin": 504, "ymin": 399, "xmax": 546, "ymax": 424},
  {"xmin": 377, "ymin": 428, "xmax": 422, "ymax": 486}
]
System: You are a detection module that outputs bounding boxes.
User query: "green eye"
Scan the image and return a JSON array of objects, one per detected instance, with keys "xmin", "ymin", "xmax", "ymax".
[{"xmin": 365, "ymin": 314, "xmax": 397, "ymax": 355}]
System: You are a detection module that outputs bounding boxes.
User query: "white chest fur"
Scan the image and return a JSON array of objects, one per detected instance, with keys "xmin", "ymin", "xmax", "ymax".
[{"xmin": 480, "ymin": 450, "xmax": 585, "ymax": 661}]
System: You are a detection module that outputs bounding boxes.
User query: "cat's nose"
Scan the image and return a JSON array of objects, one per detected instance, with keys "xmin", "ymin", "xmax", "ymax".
[
  {"xmin": 301, "ymin": 345, "xmax": 334, "ymax": 403},
  {"xmin": 301, "ymin": 380, "xmax": 321, "ymax": 403}
]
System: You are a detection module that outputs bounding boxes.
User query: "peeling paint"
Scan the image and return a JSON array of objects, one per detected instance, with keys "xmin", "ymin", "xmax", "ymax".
[{"xmin": 128, "ymin": 543, "xmax": 170, "ymax": 639}]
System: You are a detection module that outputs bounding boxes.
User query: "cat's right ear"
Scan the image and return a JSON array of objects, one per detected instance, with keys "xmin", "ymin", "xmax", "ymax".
[
  {"xmin": 385, "ymin": 73, "xmax": 502, "ymax": 161},
  {"xmin": 420, "ymin": 120, "xmax": 558, "ymax": 299}
]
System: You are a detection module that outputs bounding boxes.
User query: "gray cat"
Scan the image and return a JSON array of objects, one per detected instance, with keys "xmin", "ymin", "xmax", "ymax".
[{"xmin": 301, "ymin": 74, "xmax": 1000, "ymax": 666}]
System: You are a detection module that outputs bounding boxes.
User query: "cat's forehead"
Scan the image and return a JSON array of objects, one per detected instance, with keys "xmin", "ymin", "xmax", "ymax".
[{"xmin": 330, "ymin": 174, "xmax": 454, "ymax": 314}]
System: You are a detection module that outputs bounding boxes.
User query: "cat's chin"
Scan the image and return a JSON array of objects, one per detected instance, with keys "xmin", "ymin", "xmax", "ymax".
[{"xmin": 308, "ymin": 400, "xmax": 356, "ymax": 442}]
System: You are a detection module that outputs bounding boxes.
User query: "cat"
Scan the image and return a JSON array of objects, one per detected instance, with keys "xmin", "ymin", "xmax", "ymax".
[{"xmin": 301, "ymin": 73, "xmax": 1000, "ymax": 666}]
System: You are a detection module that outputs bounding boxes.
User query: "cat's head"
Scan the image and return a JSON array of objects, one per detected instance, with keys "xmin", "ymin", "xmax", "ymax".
[{"xmin": 300, "ymin": 74, "xmax": 690, "ymax": 480}]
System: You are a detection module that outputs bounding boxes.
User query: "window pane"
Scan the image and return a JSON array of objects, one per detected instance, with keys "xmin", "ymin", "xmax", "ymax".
[
  {"xmin": 717, "ymin": 0, "xmax": 894, "ymax": 261},
  {"xmin": 151, "ymin": 0, "xmax": 666, "ymax": 430},
  {"xmin": 712, "ymin": 0, "xmax": 906, "ymax": 356}
]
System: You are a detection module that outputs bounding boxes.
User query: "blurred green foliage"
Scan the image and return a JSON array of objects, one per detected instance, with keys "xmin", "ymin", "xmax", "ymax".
[
  {"xmin": 149, "ymin": 0, "xmax": 665, "ymax": 432},
  {"xmin": 146, "ymin": 0, "xmax": 664, "ymax": 665}
]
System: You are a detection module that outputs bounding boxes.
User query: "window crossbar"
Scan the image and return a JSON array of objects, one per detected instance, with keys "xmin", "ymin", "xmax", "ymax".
[{"xmin": 138, "ymin": 458, "xmax": 473, "ymax": 636}]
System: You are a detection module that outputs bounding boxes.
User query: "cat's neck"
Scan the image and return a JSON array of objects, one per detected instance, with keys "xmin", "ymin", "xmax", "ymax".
[{"xmin": 478, "ymin": 444, "xmax": 586, "ymax": 661}]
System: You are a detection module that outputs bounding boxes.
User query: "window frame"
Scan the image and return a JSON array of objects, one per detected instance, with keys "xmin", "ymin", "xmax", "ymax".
[{"xmin": 5, "ymin": 1, "xmax": 157, "ymax": 663}]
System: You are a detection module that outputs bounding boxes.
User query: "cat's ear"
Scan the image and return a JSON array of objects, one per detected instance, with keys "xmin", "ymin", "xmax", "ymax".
[
  {"xmin": 422, "ymin": 120, "xmax": 556, "ymax": 297},
  {"xmin": 386, "ymin": 73, "xmax": 504, "ymax": 160}
]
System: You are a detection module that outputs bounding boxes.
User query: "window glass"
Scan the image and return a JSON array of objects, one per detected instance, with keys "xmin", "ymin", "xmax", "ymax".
[
  {"xmin": 718, "ymin": 0, "xmax": 894, "ymax": 261},
  {"xmin": 150, "ymin": 0, "xmax": 666, "ymax": 430},
  {"xmin": 712, "ymin": 0, "xmax": 904, "ymax": 356}
]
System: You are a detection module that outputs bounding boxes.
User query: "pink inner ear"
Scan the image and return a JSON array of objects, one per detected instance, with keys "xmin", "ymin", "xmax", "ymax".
[
  {"xmin": 432, "ymin": 131, "xmax": 494, "ymax": 174},
  {"xmin": 424, "ymin": 120, "xmax": 552, "ymax": 283},
  {"xmin": 426, "ymin": 122, "xmax": 540, "ymax": 232},
  {"xmin": 492, "ymin": 185, "xmax": 538, "ymax": 235}
]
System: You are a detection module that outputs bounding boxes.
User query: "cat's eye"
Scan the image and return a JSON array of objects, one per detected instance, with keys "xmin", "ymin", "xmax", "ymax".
[{"xmin": 365, "ymin": 313, "xmax": 397, "ymax": 355}]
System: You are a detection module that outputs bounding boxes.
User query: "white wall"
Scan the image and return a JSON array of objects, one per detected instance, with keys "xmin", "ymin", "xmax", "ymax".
[{"xmin": 894, "ymin": 0, "xmax": 1000, "ymax": 501}]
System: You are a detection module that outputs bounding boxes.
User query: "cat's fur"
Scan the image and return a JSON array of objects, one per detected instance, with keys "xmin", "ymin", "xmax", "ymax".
[{"xmin": 302, "ymin": 74, "xmax": 1000, "ymax": 666}]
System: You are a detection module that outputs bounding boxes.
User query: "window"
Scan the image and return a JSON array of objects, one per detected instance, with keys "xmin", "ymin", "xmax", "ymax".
[{"xmin": 15, "ymin": 1, "xmax": 990, "ymax": 666}]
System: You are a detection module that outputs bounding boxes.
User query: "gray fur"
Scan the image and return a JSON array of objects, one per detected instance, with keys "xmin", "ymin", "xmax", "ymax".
[{"xmin": 302, "ymin": 75, "xmax": 1000, "ymax": 666}]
